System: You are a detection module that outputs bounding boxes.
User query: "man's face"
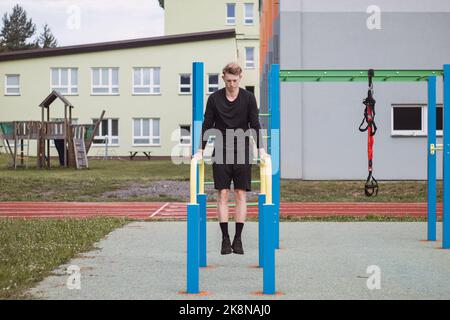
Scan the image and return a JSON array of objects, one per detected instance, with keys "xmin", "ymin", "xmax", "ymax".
[{"xmin": 222, "ymin": 72, "xmax": 242, "ymax": 90}]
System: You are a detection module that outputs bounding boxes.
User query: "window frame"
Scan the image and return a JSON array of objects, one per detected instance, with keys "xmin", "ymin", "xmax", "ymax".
[
  {"xmin": 50, "ymin": 68, "xmax": 78, "ymax": 95},
  {"xmin": 391, "ymin": 104, "xmax": 443, "ymax": 137},
  {"xmin": 132, "ymin": 67, "xmax": 161, "ymax": 95},
  {"xmin": 91, "ymin": 67, "xmax": 119, "ymax": 95},
  {"xmin": 244, "ymin": 3, "xmax": 254, "ymax": 25},
  {"xmin": 245, "ymin": 47, "xmax": 255, "ymax": 69},
  {"xmin": 179, "ymin": 125, "xmax": 191, "ymax": 145},
  {"xmin": 207, "ymin": 73, "xmax": 220, "ymax": 94},
  {"xmin": 132, "ymin": 118, "xmax": 161, "ymax": 146},
  {"xmin": 92, "ymin": 118, "xmax": 120, "ymax": 146},
  {"xmin": 226, "ymin": 3, "xmax": 236, "ymax": 25},
  {"xmin": 179, "ymin": 73, "xmax": 192, "ymax": 95},
  {"xmin": 5, "ymin": 74, "xmax": 20, "ymax": 96}
]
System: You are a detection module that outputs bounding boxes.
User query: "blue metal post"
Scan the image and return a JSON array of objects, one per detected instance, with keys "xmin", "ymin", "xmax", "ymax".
[
  {"xmin": 187, "ymin": 203, "xmax": 200, "ymax": 293},
  {"xmin": 270, "ymin": 64, "xmax": 281, "ymax": 250},
  {"xmin": 197, "ymin": 194, "xmax": 207, "ymax": 267},
  {"xmin": 262, "ymin": 203, "xmax": 276, "ymax": 294},
  {"xmin": 443, "ymin": 65, "xmax": 450, "ymax": 249},
  {"xmin": 192, "ymin": 62, "xmax": 204, "ymax": 195},
  {"xmin": 258, "ymin": 193, "xmax": 266, "ymax": 267},
  {"xmin": 427, "ymin": 76, "xmax": 437, "ymax": 241}
]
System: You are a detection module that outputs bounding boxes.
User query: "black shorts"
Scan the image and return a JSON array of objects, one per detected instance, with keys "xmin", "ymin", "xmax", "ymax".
[{"xmin": 212, "ymin": 163, "xmax": 252, "ymax": 191}]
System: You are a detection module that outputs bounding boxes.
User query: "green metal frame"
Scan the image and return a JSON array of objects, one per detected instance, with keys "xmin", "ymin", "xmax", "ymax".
[{"xmin": 280, "ymin": 69, "xmax": 444, "ymax": 82}]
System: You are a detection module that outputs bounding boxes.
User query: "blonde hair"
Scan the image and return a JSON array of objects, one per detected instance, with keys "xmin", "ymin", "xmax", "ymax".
[{"xmin": 222, "ymin": 62, "xmax": 242, "ymax": 76}]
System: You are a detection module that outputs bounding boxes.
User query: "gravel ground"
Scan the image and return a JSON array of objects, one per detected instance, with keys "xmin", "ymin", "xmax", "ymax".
[{"xmin": 100, "ymin": 180, "xmax": 260, "ymax": 202}]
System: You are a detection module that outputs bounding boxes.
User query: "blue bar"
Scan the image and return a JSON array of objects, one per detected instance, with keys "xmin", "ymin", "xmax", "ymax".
[
  {"xmin": 258, "ymin": 193, "xmax": 266, "ymax": 268},
  {"xmin": 270, "ymin": 64, "xmax": 281, "ymax": 250},
  {"xmin": 427, "ymin": 76, "xmax": 437, "ymax": 241},
  {"xmin": 192, "ymin": 62, "xmax": 204, "ymax": 155},
  {"xmin": 263, "ymin": 203, "xmax": 276, "ymax": 294},
  {"xmin": 198, "ymin": 194, "xmax": 207, "ymax": 267},
  {"xmin": 187, "ymin": 204, "xmax": 200, "ymax": 293},
  {"xmin": 192, "ymin": 62, "xmax": 204, "ymax": 195},
  {"xmin": 444, "ymin": 65, "xmax": 450, "ymax": 249}
]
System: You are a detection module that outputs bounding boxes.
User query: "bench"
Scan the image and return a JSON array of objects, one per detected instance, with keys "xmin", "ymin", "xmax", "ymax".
[{"xmin": 129, "ymin": 151, "xmax": 152, "ymax": 160}]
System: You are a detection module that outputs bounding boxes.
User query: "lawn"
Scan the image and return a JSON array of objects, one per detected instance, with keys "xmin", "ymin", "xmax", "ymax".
[
  {"xmin": 0, "ymin": 217, "xmax": 127, "ymax": 299},
  {"xmin": 0, "ymin": 154, "xmax": 440, "ymax": 202}
]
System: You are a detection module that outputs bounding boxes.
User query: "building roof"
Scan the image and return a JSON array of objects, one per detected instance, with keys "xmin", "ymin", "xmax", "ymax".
[{"xmin": 0, "ymin": 29, "xmax": 236, "ymax": 62}]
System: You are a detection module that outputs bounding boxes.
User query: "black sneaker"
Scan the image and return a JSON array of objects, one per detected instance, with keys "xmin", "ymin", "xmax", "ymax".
[
  {"xmin": 221, "ymin": 237, "xmax": 232, "ymax": 255},
  {"xmin": 231, "ymin": 237, "xmax": 244, "ymax": 254}
]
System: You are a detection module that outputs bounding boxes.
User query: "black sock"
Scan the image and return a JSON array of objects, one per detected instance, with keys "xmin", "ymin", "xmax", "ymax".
[
  {"xmin": 235, "ymin": 222, "xmax": 244, "ymax": 239},
  {"xmin": 220, "ymin": 222, "xmax": 229, "ymax": 239}
]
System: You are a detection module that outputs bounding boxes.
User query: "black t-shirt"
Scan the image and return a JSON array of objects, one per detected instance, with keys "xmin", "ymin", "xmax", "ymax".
[{"xmin": 201, "ymin": 88, "xmax": 261, "ymax": 151}]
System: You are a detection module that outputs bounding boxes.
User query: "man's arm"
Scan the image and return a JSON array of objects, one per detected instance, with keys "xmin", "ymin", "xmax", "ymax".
[
  {"xmin": 194, "ymin": 96, "xmax": 215, "ymax": 159},
  {"xmin": 248, "ymin": 94, "xmax": 266, "ymax": 157}
]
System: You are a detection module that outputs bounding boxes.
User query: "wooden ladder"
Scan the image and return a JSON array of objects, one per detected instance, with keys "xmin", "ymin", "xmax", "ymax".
[{"xmin": 73, "ymin": 138, "xmax": 88, "ymax": 169}]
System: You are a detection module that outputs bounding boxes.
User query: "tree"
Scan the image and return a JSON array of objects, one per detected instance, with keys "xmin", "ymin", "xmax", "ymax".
[
  {"xmin": 158, "ymin": 0, "xmax": 164, "ymax": 9},
  {"xmin": 38, "ymin": 23, "xmax": 57, "ymax": 48},
  {"xmin": 0, "ymin": 4, "xmax": 37, "ymax": 52}
]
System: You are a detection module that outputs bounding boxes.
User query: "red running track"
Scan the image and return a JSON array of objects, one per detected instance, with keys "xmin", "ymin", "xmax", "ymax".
[{"xmin": 0, "ymin": 202, "xmax": 442, "ymax": 219}]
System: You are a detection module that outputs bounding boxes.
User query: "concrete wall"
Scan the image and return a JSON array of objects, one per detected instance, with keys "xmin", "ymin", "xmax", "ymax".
[{"xmin": 279, "ymin": 0, "xmax": 450, "ymax": 180}]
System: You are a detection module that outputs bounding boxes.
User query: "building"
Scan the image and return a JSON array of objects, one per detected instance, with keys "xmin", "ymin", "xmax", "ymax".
[
  {"xmin": 260, "ymin": 0, "xmax": 450, "ymax": 180},
  {"xmin": 0, "ymin": 0, "xmax": 260, "ymax": 160}
]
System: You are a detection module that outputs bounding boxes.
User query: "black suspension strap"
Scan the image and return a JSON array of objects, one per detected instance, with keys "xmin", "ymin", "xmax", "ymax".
[{"xmin": 359, "ymin": 69, "xmax": 378, "ymax": 197}]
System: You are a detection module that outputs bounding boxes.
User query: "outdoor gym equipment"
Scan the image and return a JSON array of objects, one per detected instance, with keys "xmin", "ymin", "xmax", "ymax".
[
  {"xmin": 279, "ymin": 65, "xmax": 450, "ymax": 249},
  {"xmin": 186, "ymin": 62, "xmax": 281, "ymax": 295}
]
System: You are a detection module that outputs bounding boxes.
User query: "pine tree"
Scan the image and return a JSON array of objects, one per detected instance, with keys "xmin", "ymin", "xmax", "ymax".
[
  {"xmin": 0, "ymin": 4, "xmax": 37, "ymax": 52},
  {"xmin": 38, "ymin": 23, "xmax": 58, "ymax": 48}
]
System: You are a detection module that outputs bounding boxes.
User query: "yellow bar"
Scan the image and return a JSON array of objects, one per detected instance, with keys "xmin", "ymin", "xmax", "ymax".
[
  {"xmin": 260, "ymin": 160, "xmax": 266, "ymax": 194},
  {"xmin": 190, "ymin": 158, "xmax": 198, "ymax": 204},
  {"xmin": 199, "ymin": 160, "xmax": 204, "ymax": 194},
  {"xmin": 265, "ymin": 157, "xmax": 273, "ymax": 204}
]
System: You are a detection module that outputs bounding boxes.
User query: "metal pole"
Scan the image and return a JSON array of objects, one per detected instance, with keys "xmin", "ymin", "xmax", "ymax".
[
  {"xmin": 270, "ymin": 64, "xmax": 281, "ymax": 250},
  {"xmin": 263, "ymin": 203, "xmax": 276, "ymax": 294},
  {"xmin": 427, "ymin": 76, "xmax": 437, "ymax": 241},
  {"xmin": 443, "ymin": 65, "xmax": 450, "ymax": 249},
  {"xmin": 187, "ymin": 203, "xmax": 200, "ymax": 293},
  {"xmin": 258, "ymin": 193, "xmax": 266, "ymax": 267},
  {"xmin": 198, "ymin": 193, "xmax": 207, "ymax": 267}
]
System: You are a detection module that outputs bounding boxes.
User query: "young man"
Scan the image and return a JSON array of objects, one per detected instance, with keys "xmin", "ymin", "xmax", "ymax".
[{"xmin": 194, "ymin": 62, "xmax": 266, "ymax": 255}]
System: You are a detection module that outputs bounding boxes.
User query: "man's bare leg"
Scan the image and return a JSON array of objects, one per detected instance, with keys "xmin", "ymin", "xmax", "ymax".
[
  {"xmin": 232, "ymin": 189, "xmax": 246, "ymax": 254},
  {"xmin": 218, "ymin": 189, "xmax": 232, "ymax": 254}
]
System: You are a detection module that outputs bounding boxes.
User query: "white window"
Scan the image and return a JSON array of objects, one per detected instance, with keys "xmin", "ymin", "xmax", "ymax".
[
  {"xmin": 179, "ymin": 125, "xmax": 191, "ymax": 145},
  {"xmin": 245, "ymin": 47, "xmax": 255, "ymax": 69},
  {"xmin": 207, "ymin": 74, "xmax": 219, "ymax": 94},
  {"xmin": 51, "ymin": 68, "xmax": 78, "ymax": 95},
  {"xmin": 133, "ymin": 118, "xmax": 160, "ymax": 145},
  {"xmin": 244, "ymin": 3, "xmax": 254, "ymax": 24},
  {"xmin": 92, "ymin": 118, "xmax": 119, "ymax": 145},
  {"xmin": 5, "ymin": 75, "xmax": 20, "ymax": 95},
  {"xmin": 133, "ymin": 67, "xmax": 160, "ymax": 95},
  {"xmin": 91, "ymin": 68, "xmax": 119, "ymax": 95},
  {"xmin": 179, "ymin": 74, "xmax": 192, "ymax": 94},
  {"xmin": 226, "ymin": 3, "xmax": 236, "ymax": 25},
  {"xmin": 391, "ymin": 104, "xmax": 443, "ymax": 137}
]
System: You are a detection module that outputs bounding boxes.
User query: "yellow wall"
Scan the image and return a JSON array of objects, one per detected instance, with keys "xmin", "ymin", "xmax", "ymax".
[
  {"xmin": 0, "ymin": 37, "xmax": 237, "ymax": 157},
  {"xmin": 164, "ymin": 0, "xmax": 260, "ymax": 102}
]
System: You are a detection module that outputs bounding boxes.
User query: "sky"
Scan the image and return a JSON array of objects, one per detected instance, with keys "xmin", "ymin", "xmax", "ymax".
[{"xmin": 0, "ymin": 0, "xmax": 165, "ymax": 46}]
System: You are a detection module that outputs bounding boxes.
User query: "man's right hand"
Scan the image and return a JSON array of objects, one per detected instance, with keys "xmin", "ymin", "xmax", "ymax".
[{"xmin": 193, "ymin": 150, "xmax": 203, "ymax": 161}]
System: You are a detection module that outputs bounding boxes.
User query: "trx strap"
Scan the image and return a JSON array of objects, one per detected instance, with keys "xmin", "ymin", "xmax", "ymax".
[{"xmin": 359, "ymin": 69, "xmax": 378, "ymax": 197}]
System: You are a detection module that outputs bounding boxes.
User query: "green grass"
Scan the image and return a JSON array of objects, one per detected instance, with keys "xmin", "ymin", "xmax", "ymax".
[
  {"xmin": 0, "ymin": 217, "xmax": 128, "ymax": 299},
  {"xmin": 0, "ymin": 154, "xmax": 441, "ymax": 202}
]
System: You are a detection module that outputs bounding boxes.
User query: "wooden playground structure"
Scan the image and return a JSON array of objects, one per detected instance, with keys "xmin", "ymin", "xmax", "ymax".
[{"xmin": 0, "ymin": 90, "xmax": 105, "ymax": 169}]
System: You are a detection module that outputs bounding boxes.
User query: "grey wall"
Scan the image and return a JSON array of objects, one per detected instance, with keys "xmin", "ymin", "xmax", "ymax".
[{"xmin": 280, "ymin": 0, "xmax": 450, "ymax": 180}]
